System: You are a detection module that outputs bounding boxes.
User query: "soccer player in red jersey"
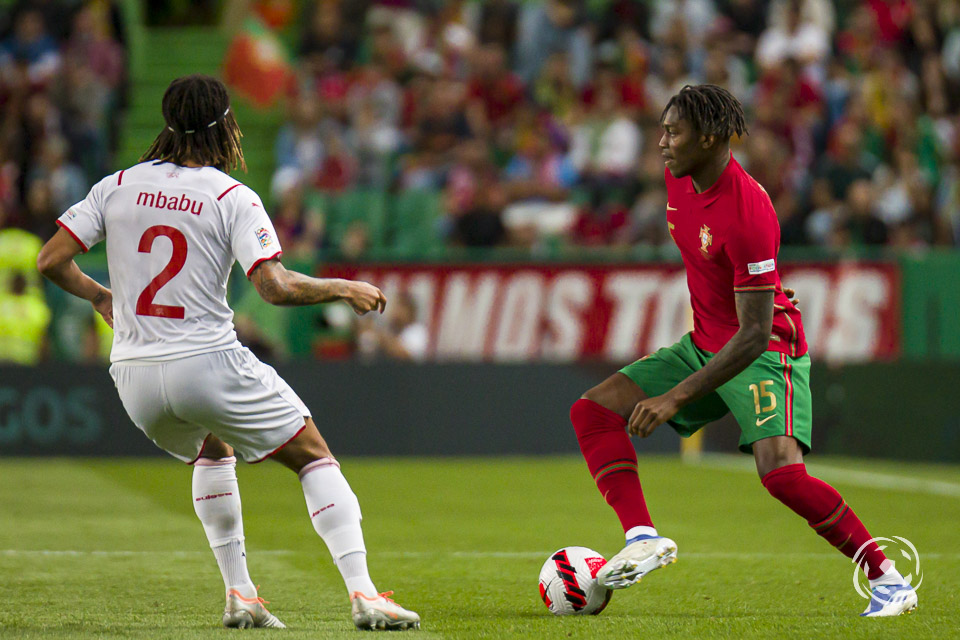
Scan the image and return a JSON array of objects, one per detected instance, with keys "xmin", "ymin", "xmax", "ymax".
[{"xmin": 572, "ymin": 85, "xmax": 917, "ymax": 617}]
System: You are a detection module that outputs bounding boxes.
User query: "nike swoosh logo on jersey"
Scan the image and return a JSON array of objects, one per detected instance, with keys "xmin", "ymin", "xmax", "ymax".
[
  {"xmin": 666, "ymin": 204, "xmax": 677, "ymax": 211},
  {"xmin": 756, "ymin": 414, "xmax": 778, "ymax": 427}
]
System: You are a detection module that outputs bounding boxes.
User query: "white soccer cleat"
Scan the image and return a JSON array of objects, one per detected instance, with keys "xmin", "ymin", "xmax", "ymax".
[
  {"xmin": 222, "ymin": 588, "xmax": 287, "ymax": 629},
  {"xmin": 860, "ymin": 583, "xmax": 918, "ymax": 617},
  {"xmin": 596, "ymin": 536, "xmax": 678, "ymax": 590},
  {"xmin": 351, "ymin": 591, "xmax": 421, "ymax": 631}
]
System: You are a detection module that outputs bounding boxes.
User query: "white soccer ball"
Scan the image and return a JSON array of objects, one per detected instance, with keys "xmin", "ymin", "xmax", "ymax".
[{"xmin": 538, "ymin": 546, "xmax": 612, "ymax": 615}]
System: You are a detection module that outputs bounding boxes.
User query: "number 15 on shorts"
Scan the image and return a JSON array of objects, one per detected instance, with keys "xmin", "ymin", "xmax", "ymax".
[{"xmin": 749, "ymin": 380, "xmax": 777, "ymax": 420}]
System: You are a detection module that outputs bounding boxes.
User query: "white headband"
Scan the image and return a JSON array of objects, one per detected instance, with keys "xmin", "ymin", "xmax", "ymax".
[{"xmin": 167, "ymin": 107, "xmax": 231, "ymax": 135}]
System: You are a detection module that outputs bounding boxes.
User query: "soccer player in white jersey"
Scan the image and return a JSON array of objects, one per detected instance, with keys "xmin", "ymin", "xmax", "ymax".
[{"xmin": 36, "ymin": 75, "xmax": 420, "ymax": 631}]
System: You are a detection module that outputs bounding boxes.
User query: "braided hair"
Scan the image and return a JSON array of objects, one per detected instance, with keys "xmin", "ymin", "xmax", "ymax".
[
  {"xmin": 140, "ymin": 74, "xmax": 246, "ymax": 173},
  {"xmin": 660, "ymin": 84, "xmax": 747, "ymax": 143}
]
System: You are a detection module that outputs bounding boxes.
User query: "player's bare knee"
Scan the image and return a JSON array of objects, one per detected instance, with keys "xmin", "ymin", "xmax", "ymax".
[
  {"xmin": 200, "ymin": 435, "xmax": 234, "ymax": 460},
  {"xmin": 580, "ymin": 379, "xmax": 617, "ymax": 408},
  {"xmin": 270, "ymin": 419, "xmax": 334, "ymax": 473},
  {"xmin": 753, "ymin": 436, "xmax": 803, "ymax": 478},
  {"xmin": 300, "ymin": 419, "xmax": 333, "ymax": 457},
  {"xmin": 579, "ymin": 374, "xmax": 646, "ymax": 420},
  {"xmin": 579, "ymin": 386, "xmax": 601, "ymax": 405}
]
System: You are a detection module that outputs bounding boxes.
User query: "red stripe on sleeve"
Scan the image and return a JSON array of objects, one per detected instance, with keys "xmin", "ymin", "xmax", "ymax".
[
  {"xmin": 117, "ymin": 169, "xmax": 125, "ymax": 185},
  {"xmin": 733, "ymin": 284, "xmax": 777, "ymax": 292},
  {"xmin": 217, "ymin": 183, "xmax": 240, "ymax": 201},
  {"xmin": 246, "ymin": 251, "xmax": 282, "ymax": 278},
  {"xmin": 56, "ymin": 220, "xmax": 89, "ymax": 253}
]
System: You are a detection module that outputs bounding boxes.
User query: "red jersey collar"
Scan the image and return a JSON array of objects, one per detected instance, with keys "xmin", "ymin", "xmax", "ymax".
[{"xmin": 684, "ymin": 151, "xmax": 737, "ymax": 206}]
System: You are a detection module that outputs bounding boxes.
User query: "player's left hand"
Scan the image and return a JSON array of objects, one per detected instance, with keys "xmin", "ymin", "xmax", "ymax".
[
  {"xmin": 344, "ymin": 281, "xmax": 388, "ymax": 315},
  {"xmin": 628, "ymin": 393, "xmax": 682, "ymax": 438},
  {"xmin": 92, "ymin": 287, "xmax": 113, "ymax": 328}
]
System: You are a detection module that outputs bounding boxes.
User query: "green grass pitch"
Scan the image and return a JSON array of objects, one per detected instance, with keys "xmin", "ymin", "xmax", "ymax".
[{"xmin": 2, "ymin": 455, "xmax": 958, "ymax": 639}]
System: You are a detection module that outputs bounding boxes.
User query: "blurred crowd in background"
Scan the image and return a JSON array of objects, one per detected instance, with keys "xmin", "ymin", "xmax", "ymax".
[
  {"xmin": 4, "ymin": 0, "xmax": 960, "ymax": 364},
  {"xmin": 270, "ymin": 0, "xmax": 960, "ymax": 258},
  {"xmin": 0, "ymin": 0, "xmax": 127, "ymax": 364}
]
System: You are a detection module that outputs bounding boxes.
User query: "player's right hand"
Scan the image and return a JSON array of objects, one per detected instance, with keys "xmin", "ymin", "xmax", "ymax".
[
  {"xmin": 92, "ymin": 288, "xmax": 114, "ymax": 328},
  {"xmin": 783, "ymin": 287, "xmax": 799, "ymax": 307},
  {"xmin": 344, "ymin": 281, "xmax": 387, "ymax": 315}
]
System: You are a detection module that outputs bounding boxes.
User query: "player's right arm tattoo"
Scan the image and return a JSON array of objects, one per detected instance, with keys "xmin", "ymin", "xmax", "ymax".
[
  {"xmin": 669, "ymin": 290, "xmax": 774, "ymax": 406},
  {"xmin": 251, "ymin": 259, "xmax": 348, "ymax": 306}
]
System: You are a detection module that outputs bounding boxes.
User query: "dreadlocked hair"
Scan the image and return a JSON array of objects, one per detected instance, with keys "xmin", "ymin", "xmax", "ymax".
[
  {"xmin": 660, "ymin": 84, "xmax": 747, "ymax": 143},
  {"xmin": 140, "ymin": 74, "xmax": 246, "ymax": 173}
]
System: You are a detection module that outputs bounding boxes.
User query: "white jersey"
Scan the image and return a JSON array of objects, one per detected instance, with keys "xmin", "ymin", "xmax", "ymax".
[{"xmin": 57, "ymin": 161, "xmax": 282, "ymax": 363}]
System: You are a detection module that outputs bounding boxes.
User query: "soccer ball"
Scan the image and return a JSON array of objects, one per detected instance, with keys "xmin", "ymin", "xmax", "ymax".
[{"xmin": 538, "ymin": 546, "xmax": 612, "ymax": 616}]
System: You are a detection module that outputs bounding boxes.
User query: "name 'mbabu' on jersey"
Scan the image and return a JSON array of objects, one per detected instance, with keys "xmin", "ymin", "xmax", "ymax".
[
  {"xmin": 136, "ymin": 189, "xmax": 203, "ymax": 215},
  {"xmin": 55, "ymin": 161, "xmax": 283, "ymax": 363}
]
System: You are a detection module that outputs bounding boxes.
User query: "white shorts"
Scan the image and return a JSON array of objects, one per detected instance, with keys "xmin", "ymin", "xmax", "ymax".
[{"xmin": 109, "ymin": 347, "xmax": 311, "ymax": 463}]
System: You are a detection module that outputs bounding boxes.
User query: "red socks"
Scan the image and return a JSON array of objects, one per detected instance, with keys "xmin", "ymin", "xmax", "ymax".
[
  {"xmin": 572, "ymin": 397, "xmax": 887, "ymax": 578},
  {"xmin": 762, "ymin": 463, "xmax": 888, "ymax": 579},
  {"xmin": 570, "ymin": 398, "xmax": 653, "ymax": 532}
]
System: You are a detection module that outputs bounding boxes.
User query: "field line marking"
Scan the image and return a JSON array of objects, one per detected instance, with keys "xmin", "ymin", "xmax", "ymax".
[
  {"xmin": 3, "ymin": 549, "xmax": 958, "ymax": 559},
  {"xmin": 697, "ymin": 453, "xmax": 960, "ymax": 498},
  {"xmin": 379, "ymin": 551, "xmax": 960, "ymax": 560}
]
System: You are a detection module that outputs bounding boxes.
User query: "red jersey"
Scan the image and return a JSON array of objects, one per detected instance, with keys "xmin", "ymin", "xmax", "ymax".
[{"xmin": 664, "ymin": 154, "xmax": 807, "ymax": 357}]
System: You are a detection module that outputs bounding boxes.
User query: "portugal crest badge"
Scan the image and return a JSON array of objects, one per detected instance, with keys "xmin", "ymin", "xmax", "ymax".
[{"xmin": 699, "ymin": 224, "xmax": 713, "ymax": 259}]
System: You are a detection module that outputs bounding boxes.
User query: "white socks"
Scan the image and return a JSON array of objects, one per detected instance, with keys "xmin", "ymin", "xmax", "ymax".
[
  {"xmin": 299, "ymin": 458, "xmax": 377, "ymax": 596},
  {"xmin": 869, "ymin": 561, "xmax": 906, "ymax": 588},
  {"xmin": 192, "ymin": 457, "xmax": 256, "ymax": 598},
  {"xmin": 212, "ymin": 541, "xmax": 254, "ymax": 596},
  {"xmin": 337, "ymin": 551, "xmax": 378, "ymax": 597},
  {"xmin": 193, "ymin": 455, "xmax": 378, "ymax": 599},
  {"xmin": 625, "ymin": 526, "xmax": 658, "ymax": 541}
]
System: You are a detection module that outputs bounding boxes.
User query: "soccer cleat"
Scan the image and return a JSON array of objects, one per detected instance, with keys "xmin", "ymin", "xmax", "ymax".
[
  {"xmin": 859, "ymin": 583, "xmax": 918, "ymax": 617},
  {"xmin": 350, "ymin": 591, "xmax": 421, "ymax": 631},
  {"xmin": 222, "ymin": 588, "xmax": 286, "ymax": 629},
  {"xmin": 596, "ymin": 535, "xmax": 678, "ymax": 590}
]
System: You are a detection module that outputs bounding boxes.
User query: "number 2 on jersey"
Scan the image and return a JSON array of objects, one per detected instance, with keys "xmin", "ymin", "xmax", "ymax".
[{"xmin": 136, "ymin": 225, "xmax": 186, "ymax": 319}]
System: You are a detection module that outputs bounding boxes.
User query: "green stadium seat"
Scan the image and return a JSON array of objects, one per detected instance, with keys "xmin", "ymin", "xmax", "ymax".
[
  {"xmin": 391, "ymin": 189, "xmax": 445, "ymax": 255},
  {"xmin": 327, "ymin": 189, "xmax": 389, "ymax": 249},
  {"xmin": 569, "ymin": 187, "xmax": 592, "ymax": 206},
  {"xmin": 303, "ymin": 190, "xmax": 334, "ymax": 219}
]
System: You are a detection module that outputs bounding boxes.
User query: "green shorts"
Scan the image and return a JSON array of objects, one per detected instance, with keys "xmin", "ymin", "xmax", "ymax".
[{"xmin": 619, "ymin": 333, "xmax": 812, "ymax": 454}]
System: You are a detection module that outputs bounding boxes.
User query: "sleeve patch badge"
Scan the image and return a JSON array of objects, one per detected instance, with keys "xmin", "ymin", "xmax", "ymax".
[
  {"xmin": 747, "ymin": 258, "xmax": 776, "ymax": 274},
  {"xmin": 255, "ymin": 227, "xmax": 273, "ymax": 249}
]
